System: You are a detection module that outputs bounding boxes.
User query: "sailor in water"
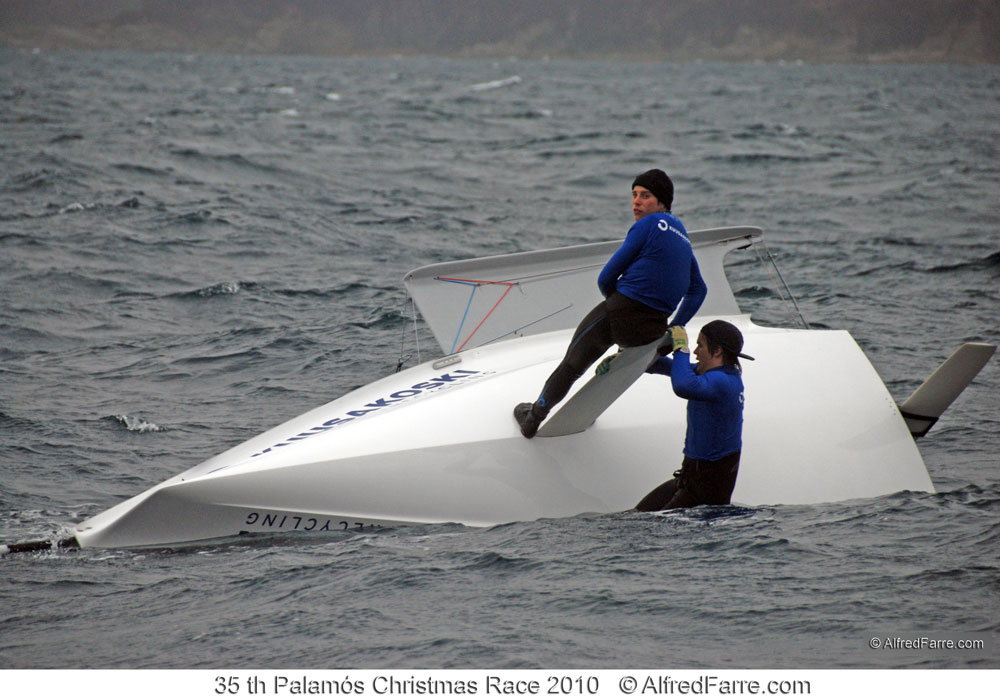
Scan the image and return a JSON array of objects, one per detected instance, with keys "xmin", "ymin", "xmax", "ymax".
[
  {"xmin": 513, "ymin": 168, "xmax": 707, "ymax": 438},
  {"xmin": 635, "ymin": 320, "xmax": 753, "ymax": 510}
]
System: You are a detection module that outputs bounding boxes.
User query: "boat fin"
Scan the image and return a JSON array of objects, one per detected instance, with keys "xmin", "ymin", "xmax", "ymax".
[
  {"xmin": 899, "ymin": 343, "xmax": 996, "ymax": 438},
  {"xmin": 537, "ymin": 335, "xmax": 665, "ymax": 438}
]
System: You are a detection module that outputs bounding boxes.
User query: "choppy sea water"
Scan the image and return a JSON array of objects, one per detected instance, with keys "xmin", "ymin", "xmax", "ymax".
[{"xmin": 1, "ymin": 50, "xmax": 998, "ymax": 672}]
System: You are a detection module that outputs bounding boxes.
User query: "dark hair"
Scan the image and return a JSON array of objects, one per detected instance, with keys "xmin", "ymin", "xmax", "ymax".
[
  {"xmin": 702, "ymin": 334, "xmax": 740, "ymax": 368},
  {"xmin": 699, "ymin": 320, "xmax": 754, "ymax": 369}
]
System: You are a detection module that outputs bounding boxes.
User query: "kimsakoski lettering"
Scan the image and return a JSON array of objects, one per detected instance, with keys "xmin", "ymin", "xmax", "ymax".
[{"xmin": 250, "ymin": 369, "xmax": 484, "ymax": 457}]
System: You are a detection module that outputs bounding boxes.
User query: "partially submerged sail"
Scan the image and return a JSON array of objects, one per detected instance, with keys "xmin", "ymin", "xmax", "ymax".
[{"xmin": 404, "ymin": 226, "xmax": 757, "ymax": 355}]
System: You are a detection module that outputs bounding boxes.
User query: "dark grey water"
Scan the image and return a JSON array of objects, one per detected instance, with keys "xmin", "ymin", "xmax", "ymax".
[{"xmin": 1, "ymin": 49, "xmax": 998, "ymax": 670}]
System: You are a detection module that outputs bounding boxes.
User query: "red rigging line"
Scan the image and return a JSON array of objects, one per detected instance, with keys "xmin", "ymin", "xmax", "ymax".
[
  {"xmin": 435, "ymin": 276, "xmax": 516, "ymax": 353},
  {"xmin": 432, "ymin": 262, "xmax": 603, "ymax": 352}
]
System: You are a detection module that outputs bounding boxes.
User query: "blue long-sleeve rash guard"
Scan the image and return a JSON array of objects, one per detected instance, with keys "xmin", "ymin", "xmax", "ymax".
[
  {"xmin": 647, "ymin": 354, "xmax": 744, "ymax": 461},
  {"xmin": 597, "ymin": 212, "xmax": 707, "ymax": 326}
]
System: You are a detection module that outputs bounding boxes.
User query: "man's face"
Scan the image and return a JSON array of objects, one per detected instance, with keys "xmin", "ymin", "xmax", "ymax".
[{"xmin": 632, "ymin": 185, "xmax": 667, "ymax": 221}]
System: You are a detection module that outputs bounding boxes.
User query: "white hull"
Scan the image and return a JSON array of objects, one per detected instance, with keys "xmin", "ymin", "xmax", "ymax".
[
  {"xmin": 72, "ymin": 317, "xmax": 932, "ymax": 549},
  {"xmin": 46, "ymin": 226, "xmax": 988, "ymax": 551}
]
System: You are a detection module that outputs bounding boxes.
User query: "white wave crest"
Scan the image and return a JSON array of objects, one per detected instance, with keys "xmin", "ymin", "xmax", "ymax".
[
  {"xmin": 115, "ymin": 415, "xmax": 165, "ymax": 433},
  {"xmin": 470, "ymin": 75, "xmax": 521, "ymax": 92}
]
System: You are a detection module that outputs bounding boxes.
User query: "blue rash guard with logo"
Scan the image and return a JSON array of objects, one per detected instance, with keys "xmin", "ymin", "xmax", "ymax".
[
  {"xmin": 597, "ymin": 212, "xmax": 706, "ymax": 326},
  {"xmin": 647, "ymin": 354, "xmax": 745, "ymax": 461}
]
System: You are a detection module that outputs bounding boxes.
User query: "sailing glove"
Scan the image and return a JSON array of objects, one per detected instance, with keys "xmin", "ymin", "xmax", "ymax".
[
  {"xmin": 668, "ymin": 326, "xmax": 689, "ymax": 354},
  {"xmin": 595, "ymin": 351, "xmax": 620, "ymax": 375}
]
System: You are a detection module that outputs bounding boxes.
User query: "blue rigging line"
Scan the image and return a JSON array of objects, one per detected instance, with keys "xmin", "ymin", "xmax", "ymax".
[{"xmin": 438, "ymin": 277, "xmax": 479, "ymax": 354}]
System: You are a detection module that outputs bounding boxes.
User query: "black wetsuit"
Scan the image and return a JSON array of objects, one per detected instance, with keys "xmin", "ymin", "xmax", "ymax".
[
  {"xmin": 536, "ymin": 291, "xmax": 667, "ymax": 409},
  {"xmin": 534, "ymin": 212, "xmax": 706, "ymax": 412},
  {"xmin": 635, "ymin": 453, "xmax": 741, "ymax": 510}
]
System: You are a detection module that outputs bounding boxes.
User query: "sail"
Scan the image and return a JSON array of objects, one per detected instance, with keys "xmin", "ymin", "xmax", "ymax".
[{"xmin": 403, "ymin": 226, "xmax": 761, "ymax": 355}]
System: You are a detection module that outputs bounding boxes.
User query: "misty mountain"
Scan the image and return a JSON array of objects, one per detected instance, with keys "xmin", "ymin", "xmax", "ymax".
[{"xmin": 3, "ymin": 0, "xmax": 997, "ymax": 63}]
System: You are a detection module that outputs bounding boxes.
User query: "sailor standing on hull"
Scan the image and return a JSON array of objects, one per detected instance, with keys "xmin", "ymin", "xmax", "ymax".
[
  {"xmin": 513, "ymin": 168, "xmax": 707, "ymax": 438},
  {"xmin": 636, "ymin": 320, "xmax": 753, "ymax": 510}
]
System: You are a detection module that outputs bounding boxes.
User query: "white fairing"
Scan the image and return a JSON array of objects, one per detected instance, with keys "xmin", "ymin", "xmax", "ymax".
[{"xmin": 72, "ymin": 227, "xmax": 934, "ymax": 548}]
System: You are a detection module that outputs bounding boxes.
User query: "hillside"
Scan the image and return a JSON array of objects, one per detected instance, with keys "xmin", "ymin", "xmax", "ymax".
[{"xmin": 2, "ymin": 0, "xmax": 998, "ymax": 63}]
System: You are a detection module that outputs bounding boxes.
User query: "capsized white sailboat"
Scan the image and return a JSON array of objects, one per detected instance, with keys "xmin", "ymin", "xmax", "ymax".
[{"xmin": 3, "ymin": 227, "xmax": 994, "ymax": 553}]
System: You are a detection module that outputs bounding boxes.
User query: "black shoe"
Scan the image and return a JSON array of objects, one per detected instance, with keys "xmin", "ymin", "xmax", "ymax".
[{"xmin": 513, "ymin": 402, "xmax": 546, "ymax": 439}]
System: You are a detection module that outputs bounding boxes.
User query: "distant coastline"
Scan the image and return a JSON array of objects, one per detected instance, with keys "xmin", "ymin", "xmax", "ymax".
[{"xmin": 3, "ymin": 0, "xmax": 998, "ymax": 64}]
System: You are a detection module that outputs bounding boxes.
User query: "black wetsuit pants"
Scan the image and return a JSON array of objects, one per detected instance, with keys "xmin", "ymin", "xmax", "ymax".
[
  {"xmin": 536, "ymin": 292, "xmax": 667, "ymax": 410},
  {"xmin": 635, "ymin": 452, "xmax": 742, "ymax": 511}
]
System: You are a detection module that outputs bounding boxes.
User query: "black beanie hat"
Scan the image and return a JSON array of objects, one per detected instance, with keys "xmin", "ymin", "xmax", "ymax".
[
  {"xmin": 632, "ymin": 169, "xmax": 674, "ymax": 211},
  {"xmin": 700, "ymin": 320, "xmax": 755, "ymax": 361}
]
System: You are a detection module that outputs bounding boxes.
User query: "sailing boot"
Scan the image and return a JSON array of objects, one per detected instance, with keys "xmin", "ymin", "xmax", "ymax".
[{"xmin": 513, "ymin": 401, "xmax": 548, "ymax": 439}]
